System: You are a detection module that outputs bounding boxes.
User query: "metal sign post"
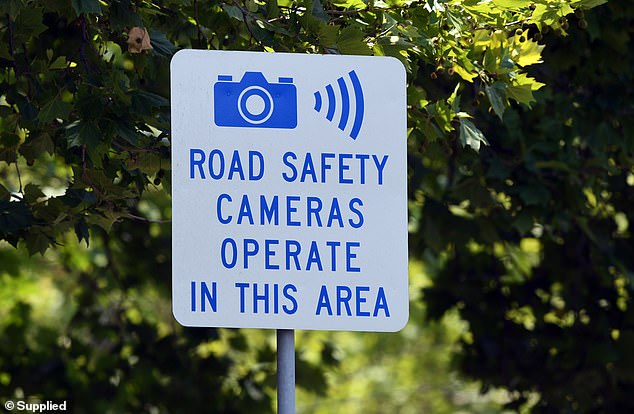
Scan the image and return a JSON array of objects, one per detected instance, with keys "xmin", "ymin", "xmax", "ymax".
[{"xmin": 277, "ymin": 329, "xmax": 295, "ymax": 414}]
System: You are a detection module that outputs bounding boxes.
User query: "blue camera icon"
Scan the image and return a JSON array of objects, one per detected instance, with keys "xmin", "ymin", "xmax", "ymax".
[{"xmin": 214, "ymin": 72, "xmax": 297, "ymax": 129}]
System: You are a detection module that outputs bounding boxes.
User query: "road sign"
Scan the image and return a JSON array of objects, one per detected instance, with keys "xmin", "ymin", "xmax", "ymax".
[{"xmin": 171, "ymin": 50, "xmax": 408, "ymax": 332}]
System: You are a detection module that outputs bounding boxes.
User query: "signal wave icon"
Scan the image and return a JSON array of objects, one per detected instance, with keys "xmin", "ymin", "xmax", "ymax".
[{"xmin": 313, "ymin": 70, "xmax": 364, "ymax": 140}]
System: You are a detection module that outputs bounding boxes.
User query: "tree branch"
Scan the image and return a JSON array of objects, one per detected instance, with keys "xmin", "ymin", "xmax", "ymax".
[
  {"xmin": 79, "ymin": 14, "xmax": 91, "ymax": 74},
  {"xmin": 6, "ymin": 14, "xmax": 19, "ymax": 76},
  {"xmin": 125, "ymin": 213, "xmax": 171, "ymax": 224},
  {"xmin": 194, "ymin": 0, "xmax": 205, "ymax": 48},
  {"xmin": 15, "ymin": 162, "xmax": 23, "ymax": 194}
]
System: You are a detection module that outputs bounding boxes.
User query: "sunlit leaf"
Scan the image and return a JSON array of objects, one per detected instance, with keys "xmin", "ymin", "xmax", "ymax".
[
  {"xmin": 453, "ymin": 64, "xmax": 477, "ymax": 82},
  {"xmin": 459, "ymin": 118, "xmax": 489, "ymax": 152},
  {"xmin": 486, "ymin": 82, "xmax": 507, "ymax": 120},
  {"xmin": 514, "ymin": 38, "xmax": 545, "ymax": 67}
]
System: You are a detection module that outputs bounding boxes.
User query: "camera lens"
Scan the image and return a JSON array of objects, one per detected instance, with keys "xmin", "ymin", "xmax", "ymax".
[
  {"xmin": 246, "ymin": 95, "xmax": 265, "ymax": 116},
  {"xmin": 238, "ymin": 86, "xmax": 274, "ymax": 124}
]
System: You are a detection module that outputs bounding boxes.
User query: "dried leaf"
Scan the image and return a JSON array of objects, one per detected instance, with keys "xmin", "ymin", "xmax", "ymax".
[{"xmin": 127, "ymin": 27, "xmax": 152, "ymax": 53}]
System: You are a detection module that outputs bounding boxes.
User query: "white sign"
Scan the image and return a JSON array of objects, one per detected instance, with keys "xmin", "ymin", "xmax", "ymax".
[{"xmin": 171, "ymin": 50, "xmax": 408, "ymax": 332}]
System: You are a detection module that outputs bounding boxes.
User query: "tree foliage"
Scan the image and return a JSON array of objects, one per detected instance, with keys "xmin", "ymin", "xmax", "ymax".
[
  {"xmin": 2, "ymin": 0, "xmax": 631, "ymax": 412},
  {"xmin": 0, "ymin": 0, "xmax": 604, "ymax": 253},
  {"xmin": 419, "ymin": 2, "xmax": 634, "ymax": 412}
]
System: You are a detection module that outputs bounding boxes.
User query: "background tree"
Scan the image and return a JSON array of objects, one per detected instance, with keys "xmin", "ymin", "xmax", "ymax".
[
  {"xmin": 419, "ymin": 1, "xmax": 634, "ymax": 412},
  {"xmin": 2, "ymin": 0, "xmax": 631, "ymax": 413}
]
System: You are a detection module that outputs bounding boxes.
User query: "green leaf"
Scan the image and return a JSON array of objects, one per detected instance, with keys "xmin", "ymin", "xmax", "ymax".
[
  {"xmin": 577, "ymin": 0, "xmax": 608, "ymax": 7},
  {"xmin": 38, "ymin": 97, "xmax": 72, "ymax": 124},
  {"xmin": 130, "ymin": 90, "xmax": 169, "ymax": 115},
  {"xmin": 375, "ymin": 37, "xmax": 413, "ymax": 71},
  {"xmin": 337, "ymin": 27, "xmax": 372, "ymax": 55},
  {"xmin": 507, "ymin": 73, "xmax": 545, "ymax": 107},
  {"xmin": 1, "ymin": 132, "xmax": 20, "ymax": 147},
  {"xmin": 246, "ymin": 19, "xmax": 275, "ymax": 47},
  {"xmin": 311, "ymin": 0, "xmax": 329, "ymax": 22},
  {"xmin": 0, "ymin": 132, "xmax": 19, "ymax": 164},
  {"xmin": 0, "ymin": 0, "xmax": 26, "ymax": 18},
  {"xmin": 0, "ymin": 200, "xmax": 33, "ymax": 236},
  {"xmin": 426, "ymin": 101, "xmax": 454, "ymax": 132},
  {"xmin": 318, "ymin": 24, "xmax": 339, "ymax": 49},
  {"xmin": 86, "ymin": 209, "xmax": 122, "ymax": 232},
  {"xmin": 512, "ymin": 213, "xmax": 534, "ymax": 234},
  {"xmin": 447, "ymin": 84, "xmax": 461, "ymax": 113},
  {"xmin": 330, "ymin": 0, "xmax": 366, "ymax": 8},
  {"xmin": 517, "ymin": 185, "xmax": 550, "ymax": 206},
  {"xmin": 423, "ymin": 0, "xmax": 446, "ymax": 12},
  {"xmin": 407, "ymin": 86, "xmax": 428, "ymax": 109},
  {"xmin": 447, "ymin": 10, "xmax": 464, "ymax": 30},
  {"xmin": 0, "ymin": 148, "xmax": 17, "ymax": 164},
  {"xmin": 222, "ymin": 4, "xmax": 243, "ymax": 21},
  {"xmin": 0, "ymin": 39, "xmax": 9, "ymax": 60},
  {"xmin": 266, "ymin": 0, "xmax": 279, "ymax": 18},
  {"xmin": 19, "ymin": 133, "xmax": 55, "ymax": 161},
  {"xmin": 109, "ymin": 1, "xmax": 142, "ymax": 30},
  {"xmin": 507, "ymin": 84, "xmax": 535, "ymax": 106},
  {"xmin": 492, "ymin": 0, "xmax": 531, "ymax": 9},
  {"xmin": 129, "ymin": 152, "xmax": 163, "ymax": 175},
  {"xmin": 16, "ymin": 7, "xmax": 45, "ymax": 32},
  {"xmin": 114, "ymin": 121, "xmax": 140, "ymax": 147},
  {"xmin": 0, "ymin": 184, "xmax": 10, "ymax": 201},
  {"xmin": 529, "ymin": 4, "xmax": 560, "ymax": 26},
  {"xmin": 60, "ymin": 188, "xmax": 97, "ymax": 209},
  {"xmin": 49, "ymin": 56, "xmax": 68, "ymax": 70},
  {"xmin": 453, "ymin": 64, "xmax": 477, "ymax": 82},
  {"xmin": 24, "ymin": 231, "xmax": 51, "ymax": 256},
  {"xmin": 459, "ymin": 118, "xmax": 489, "ymax": 152},
  {"xmin": 418, "ymin": 118, "xmax": 444, "ymax": 142},
  {"xmin": 23, "ymin": 184, "xmax": 45, "ymax": 203},
  {"xmin": 71, "ymin": 0, "xmax": 101, "ymax": 15},
  {"xmin": 486, "ymin": 82, "xmax": 507, "ymax": 120},
  {"xmin": 245, "ymin": 0, "xmax": 259, "ymax": 13},
  {"xmin": 74, "ymin": 218, "xmax": 90, "ymax": 246},
  {"xmin": 65, "ymin": 120, "xmax": 100, "ymax": 150},
  {"xmin": 514, "ymin": 38, "xmax": 545, "ymax": 67},
  {"xmin": 377, "ymin": 36, "xmax": 416, "ymax": 49},
  {"xmin": 15, "ymin": 7, "xmax": 47, "ymax": 40},
  {"xmin": 150, "ymin": 30, "xmax": 176, "ymax": 58}
]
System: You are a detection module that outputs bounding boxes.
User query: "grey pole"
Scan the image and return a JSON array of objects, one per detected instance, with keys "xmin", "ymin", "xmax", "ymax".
[{"xmin": 277, "ymin": 329, "xmax": 295, "ymax": 414}]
